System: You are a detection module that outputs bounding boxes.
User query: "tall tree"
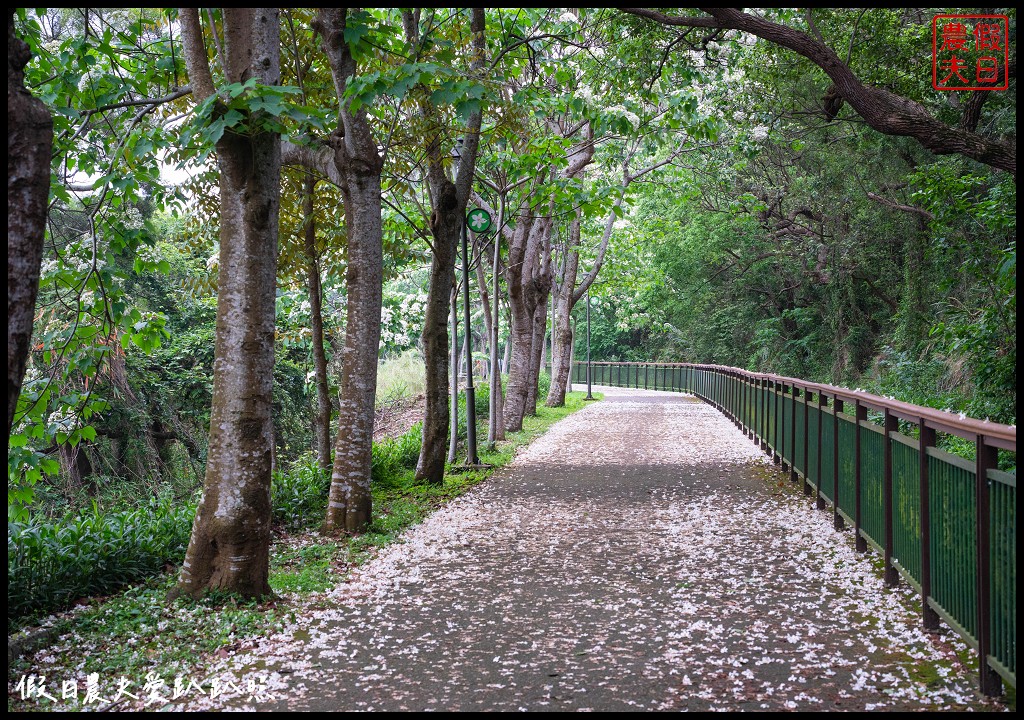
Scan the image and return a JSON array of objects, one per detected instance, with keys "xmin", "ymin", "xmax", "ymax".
[
  {"xmin": 311, "ymin": 8, "xmax": 386, "ymax": 533},
  {"xmin": 7, "ymin": 11, "xmax": 53, "ymax": 449},
  {"xmin": 173, "ymin": 7, "xmax": 281, "ymax": 599},
  {"xmin": 410, "ymin": 8, "xmax": 487, "ymax": 484}
]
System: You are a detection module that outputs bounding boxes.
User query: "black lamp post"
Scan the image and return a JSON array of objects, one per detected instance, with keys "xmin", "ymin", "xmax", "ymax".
[{"xmin": 453, "ymin": 139, "xmax": 480, "ymax": 466}]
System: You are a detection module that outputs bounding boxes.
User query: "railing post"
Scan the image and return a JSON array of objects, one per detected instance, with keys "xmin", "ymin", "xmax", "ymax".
[
  {"xmin": 775, "ymin": 380, "xmax": 784, "ymax": 466},
  {"xmin": 790, "ymin": 385, "xmax": 799, "ymax": 484},
  {"xmin": 801, "ymin": 387, "xmax": 811, "ymax": 495},
  {"xmin": 919, "ymin": 420, "xmax": 939, "ymax": 631},
  {"xmin": 833, "ymin": 396, "xmax": 844, "ymax": 531},
  {"xmin": 854, "ymin": 400, "xmax": 867, "ymax": 553},
  {"xmin": 772, "ymin": 379, "xmax": 780, "ymax": 464},
  {"xmin": 738, "ymin": 372, "xmax": 743, "ymax": 431},
  {"xmin": 975, "ymin": 435, "xmax": 1001, "ymax": 697},
  {"xmin": 882, "ymin": 408, "xmax": 898, "ymax": 587},
  {"xmin": 816, "ymin": 392, "xmax": 826, "ymax": 510},
  {"xmin": 744, "ymin": 374, "xmax": 751, "ymax": 438},
  {"xmin": 745, "ymin": 376, "xmax": 753, "ymax": 438},
  {"xmin": 760, "ymin": 378, "xmax": 768, "ymax": 453}
]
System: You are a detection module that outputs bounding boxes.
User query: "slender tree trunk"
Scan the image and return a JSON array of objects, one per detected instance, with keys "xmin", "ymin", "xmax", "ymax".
[
  {"xmin": 503, "ymin": 331, "xmax": 512, "ymax": 374},
  {"xmin": 303, "ymin": 175, "xmax": 332, "ymax": 469},
  {"xmin": 899, "ymin": 216, "xmax": 930, "ymax": 348},
  {"xmin": 525, "ymin": 294, "xmax": 549, "ymax": 413},
  {"xmin": 568, "ymin": 327, "xmax": 575, "ymax": 392},
  {"xmin": 7, "ymin": 12, "xmax": 53, "ymax": 447},
  {"xmin": 548, "ymin": 210, "xmax": 582, "ymax": 406},
  {"xmin": 477, "ymin": 241, "xmax": 505, "ymax": 444},
  {"xmin": 174, "ymin": 8, "xmax": 280, "ymax": 600}
]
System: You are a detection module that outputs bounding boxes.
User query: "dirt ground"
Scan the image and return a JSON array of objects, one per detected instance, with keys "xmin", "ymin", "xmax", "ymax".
[{"xmin": 373, "ymin": 394, "xmax": 424, "ymax": 442}]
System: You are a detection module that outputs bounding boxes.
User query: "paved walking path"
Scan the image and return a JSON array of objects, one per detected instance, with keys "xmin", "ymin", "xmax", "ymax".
[{"xmin": 180, "ymin": 387, "xmax": 1002, "ymax": 712}]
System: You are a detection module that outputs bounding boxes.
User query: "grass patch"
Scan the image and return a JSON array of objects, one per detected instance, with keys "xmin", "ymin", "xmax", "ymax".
[
  {"xmin": 376, "ymin": 349, "xmax": 425, "ymax": 406},
  {"xmin": 8, "ymin": 391, "xmax": 595, "ymax": 712}
]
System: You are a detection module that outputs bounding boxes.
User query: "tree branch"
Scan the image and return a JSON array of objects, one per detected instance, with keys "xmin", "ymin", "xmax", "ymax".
[
  {"xmin": 621, "ymin": 7, "xmax": 1016, "ymax": 178},
  {"xmin": 866, "ymin": 191, "xmax": 934, "ymax": 220}
]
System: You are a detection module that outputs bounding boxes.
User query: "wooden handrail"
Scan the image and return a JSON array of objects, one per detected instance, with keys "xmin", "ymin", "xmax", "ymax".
[{"xmin": 584, "ymin": 361, "xmax": 1016, "ymax": 450}]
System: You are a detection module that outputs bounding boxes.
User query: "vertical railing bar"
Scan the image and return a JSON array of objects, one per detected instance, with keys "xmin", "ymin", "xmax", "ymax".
[
  {"xmin": 834, "ymin": 396, "xmax": 844, "ymax": 531},
  {"xmin": 790, "ymin": 385, "xmax": 799, "ymax": 484},
  {"xmin": 761, "ymin": 378, "xmax": 768, "ymax": 453},
  {"xmin": 769, "ymin": 379, "xmax": 777, "ymax": 463},
  {"xmin": 883, "ymin": 408, "xmax": 898, "ymax": 587},
  {"xmin": 920, "ymin": 420, "xmax": 939, "ymax": 631},
  {"xmin": 802, "ymin": 387, "xmax": 811, "ymax": 495},
  {"xmin": 855, "ymin": 400, "xmax": 867, "ymax": 553},
  {"xmin": 776, "ymin": 380, "xmax": 784, "ymax": 466},
  {"xmin": 816, "ymin": 392, "xmax": 826, "ymax": 510},
  {"xmin": 975, "ymin": 435, "xmax": 1001, "ymax": 696}
]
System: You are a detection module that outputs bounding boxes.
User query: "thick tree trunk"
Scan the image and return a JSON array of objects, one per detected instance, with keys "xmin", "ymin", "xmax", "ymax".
[
  {"xmin": 315, "ymin": 8, "xmax": 386, "ymax": 535},
  {"xmin": 324, "ymin": 164, "xmax": 382, "ymax": 533},
  {"xmin": 502, "ymin": 207, "xmax": 537, "ymax": 433},
  {"xmin": 7, "ymin": 13, "xmax": 53, "ymax": 447},
  {"xmin": 174, "ymin": 8, "xmax": 280, "ymax": 601},
  {"xmin": 303, "ymin": 175, "xmax": 332, "ymax": 470},
  {"xmin": 547, "ymin": 300, "xmax": 575, "ymax": 407},
  {"xmin": 503, "ymin": 289, "xmax": 535, "ymax": 432}
]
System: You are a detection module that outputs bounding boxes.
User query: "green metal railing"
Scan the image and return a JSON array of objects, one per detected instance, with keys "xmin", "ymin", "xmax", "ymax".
[{"xmin": 571, "ymin": 361, "xmax": 1016, "ymax": 695}]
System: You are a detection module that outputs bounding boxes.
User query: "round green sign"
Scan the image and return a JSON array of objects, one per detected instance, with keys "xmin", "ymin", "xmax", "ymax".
[{"xmin": 467, "ymin": 208, "xmax": 492, "ymax": 233}]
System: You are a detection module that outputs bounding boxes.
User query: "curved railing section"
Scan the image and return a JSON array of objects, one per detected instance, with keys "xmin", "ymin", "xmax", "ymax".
[{"xmin": 571, "ymin": 361, "xmax": 1016, "ymax": 696}]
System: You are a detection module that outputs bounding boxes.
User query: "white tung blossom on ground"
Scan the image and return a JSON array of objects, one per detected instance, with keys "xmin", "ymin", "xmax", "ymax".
[{"xmin": 114, "ymin": 386, "xmax": 1008, "ymax": 711}]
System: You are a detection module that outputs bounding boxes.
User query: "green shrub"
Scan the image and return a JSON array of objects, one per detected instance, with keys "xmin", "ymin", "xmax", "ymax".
[
  {"xmin": 371, "ymin": 424, "xmax": 422, "ymax": 486},
  {"xmin": 271, "ymin": 456, "xmax": 330, "ymax": 529},
  {"xmin": 7, "ymin": 496, "xmax": 194, "ymax": 626},
  {"xmin": 7, "ymin": 423, "xmax": 429, "ymax": 626},
  {"xmin": 538, "ymin": 370, "xmax": 551, "ymax": 399}
]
